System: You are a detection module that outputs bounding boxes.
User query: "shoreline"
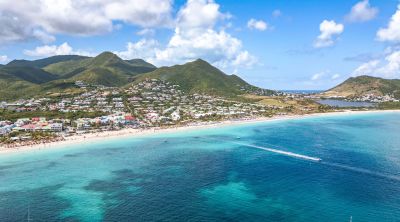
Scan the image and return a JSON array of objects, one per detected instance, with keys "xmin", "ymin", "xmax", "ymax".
[{"xmin": 1, "ymin": 109, "xmax": 399, "ymax": 155}]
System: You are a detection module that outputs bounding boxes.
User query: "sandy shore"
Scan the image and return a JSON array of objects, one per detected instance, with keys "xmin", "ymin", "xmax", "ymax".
[{"xmin": 1, "ymin": 109, "xmax": 399, "ymax": 155}]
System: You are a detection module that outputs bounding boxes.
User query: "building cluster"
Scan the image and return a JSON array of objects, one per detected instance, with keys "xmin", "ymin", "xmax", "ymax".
[
  {"xmin": 125, "ymin": 79, "xmax": 274, "ymax": 126},
  {"xmin": 0, "ymin": 118, "xmax": 63, "ymax": 137},
  {"xmin": 349, "ymin": 94, "xmax": 399, "ymax": 103},
  {"xmin": 1, "ymin": 79, "xmax": 280, "ymax": 141}
]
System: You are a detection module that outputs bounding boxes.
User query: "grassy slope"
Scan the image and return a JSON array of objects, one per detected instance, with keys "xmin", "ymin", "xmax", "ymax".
[
  {"xmin": 0, "ymin": 66, "xmax": 59, "ymax": 84},
  {"xmin": 7, "ymin": 55, "xmax": 88, "ymax": 69},
  {"xmin": 0, "ymin": 52, "xmax": 159, "ymax": 100},
  {"xmin": 134, "ymin": 59, "xmax": 256, "ymax": 97},
  {"xmin": 44, "ymin": 52, "xmax": 156, "ymax": 86},
  {"xmin": 323, "ymin": 75, "xmax": 400, "ymax": 98},
  {"xmin": 125, "ymin": 59, "xmax": 157, "ymax": 68}
]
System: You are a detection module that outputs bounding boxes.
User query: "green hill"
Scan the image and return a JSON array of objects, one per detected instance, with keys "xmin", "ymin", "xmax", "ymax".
[
  {"xmin": 7, "ymin": 55, "xmax": 88, "ymax": 68},
  {"xmin": 0, "ymin": 53, "xmax": 274, "ymax": 100},
  {"xmin": 125, "ymin": 59, "xmax": 157, "ymax": 69},
  {"xmin": 0, "ymin": 71, "xmax": 39, "ymax": 100},
  {"xmin": 323, "ymin": 75, "xmax": 400, "ymax": 99},
  {"xmin": 134, "ymin": 59, "xmax": 274, "ymax": 97},
  {"xmin": 0, "ymin": 66, "xmax": 58, "ymax": 84},
  {"xmin": 44, "ymin": 52, "xmax": 157, "ymax": 86}
]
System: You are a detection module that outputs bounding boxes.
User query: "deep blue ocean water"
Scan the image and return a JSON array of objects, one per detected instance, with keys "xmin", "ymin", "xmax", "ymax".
[{"xmin": 1, "ymin": 112, "xmax": 400, "ymax": 221}]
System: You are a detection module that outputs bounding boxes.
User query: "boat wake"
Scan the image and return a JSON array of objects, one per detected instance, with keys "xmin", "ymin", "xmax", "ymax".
[
  {"xmin": 200, "ymin": 137, "xmax": 400, "ymax": 182},
  {"xmin": 320, "ymin": 162, "xmax": 400, "ymax": 182},
  {"xmin": 231, "ymin": 142, "xmax": 321, "ymax": 162}
]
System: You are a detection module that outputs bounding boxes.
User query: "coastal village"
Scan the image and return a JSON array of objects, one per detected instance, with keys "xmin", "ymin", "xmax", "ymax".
[
  {"xmin": 1, "ymin": 78, "xmax": 399, "ymax": 147},
  {"xmin": 0, "ymin": 79, "xmax": 288, "ymax": 147}
]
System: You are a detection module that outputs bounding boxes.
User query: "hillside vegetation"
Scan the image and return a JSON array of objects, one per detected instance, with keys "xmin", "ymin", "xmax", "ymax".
[
  {"xmin": 0, "ymin": 52, "xmax": 273, "ymax": 100},
  {"xmin": 322, "ymin": 75, "xmax": 400, "ymax": 99},
  {"xmin": 134, "ymin": 59, "xmax": 274, "ymax": 97}
]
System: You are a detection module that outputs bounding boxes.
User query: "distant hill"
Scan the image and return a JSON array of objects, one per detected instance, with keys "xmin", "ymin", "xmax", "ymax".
[
  {"xmin": 0, "ymin": 52, "xmax": 274, "ymax": 100},
  {"xmin": 322, "ymin": 75, "xmax": 400, "ymax": 99},
  {"xmin": 0, "ymin": 52, "xmax": 158, "ymax": 100},
  {"xmin": 125, "ymin": 59, "xmax": 157, "ymax": 69},
  {"xmin": 7, "ymin": 55, "xmax": 88, "ymax": 68},
  {"xmin": 134, "ymin": 59, "xmax": 274, "ymax": 97},
  {"xmin": 44, "ymin": 52, "xmax": 157, "ymax": 86},
  {"xmin": 0, "ymin": 66, "xmax": 59, "ymax": 84}
]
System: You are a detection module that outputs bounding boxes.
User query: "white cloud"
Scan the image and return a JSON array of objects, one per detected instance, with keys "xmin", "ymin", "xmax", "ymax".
[
  {"xmin": 306, "ymin": 70, "xmax": 343, "ymax": 88},
  {"xmin": 117, "ymin": 39, "xmax": 160, "ymax": 61},
  {"xmin": 136, "ymin": 28, "xmax": 155, "ymax": 36},
  {"xmin": 32, "ymin": 30, "xmax": 56, "ymax": 43},
  {"xmin": 331, "ymin": 74, "xmax": 341, "ymax": 80},
  {"xmin": 376, "ymin": 51, "xmax": 400, "ymax": 77},
  {"xmin": 352, "ymin": 60, "xmax": 380, "ymax": 76},
  {"xmin": 272, "ymin": 10, "xmax": 282, "ymax": 18},
  {"xmin": 314, "ymin": 20, "xmax": 344, "ymax": 48},
  {"xmin": 351, "ymin": 50, "xmax": 400, "ymax": 78},
  {"xmin": 247, "ymin": 19, "xmax": 268, "ymax": 31},
  {"xmin": 24, "ymin": 42, "xmax": 94, "ymax": 57},
  {"xmin": 104, "ymin": 0, "xmax": 173, "ymax": 27},
  {"xmin": 176, "ymin": 0, "xmax": 225, "ymax": 31},
  {"xmin": 0, "ymin": 55, "xmax": 9, "ymax": 64},
  {"xmin": 311, "ymin": 71, "xmax": 325, "ymax": 81},
  {"xmin": 117, "ymin": 0, "xmax": 257, "ymax": 72},
  {"xmin": 345, "ymin": 0, "xmax": 378, "ymax": 23},
  {"xmin": 377, "ymin": 4, "xmax": 400, "ymax": 42},
  {"xmin": 0, "ymin": 0, "xmax": 173, "ymax": 44}
]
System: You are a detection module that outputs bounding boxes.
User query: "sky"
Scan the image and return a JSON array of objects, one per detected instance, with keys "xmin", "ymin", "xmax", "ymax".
[{"xmin": 1, "ymin": 0, "xmax": 400, "ymax": 90}]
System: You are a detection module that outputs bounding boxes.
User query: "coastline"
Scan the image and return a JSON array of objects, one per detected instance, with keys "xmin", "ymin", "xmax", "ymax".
[{"xmin": 1, "ymin": 109, "xmax": 399, "ymax": 155}]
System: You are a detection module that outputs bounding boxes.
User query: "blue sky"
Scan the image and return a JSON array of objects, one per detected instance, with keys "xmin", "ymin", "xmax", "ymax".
[{"xmin": 1, "ymin": 0, "xmax": 400, "ymax": 90}]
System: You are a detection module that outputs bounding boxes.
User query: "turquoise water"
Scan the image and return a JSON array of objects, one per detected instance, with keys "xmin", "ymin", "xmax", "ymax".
[{"xmin": 1, "ymin": 112, "xmax": 400, "ymax": 221}]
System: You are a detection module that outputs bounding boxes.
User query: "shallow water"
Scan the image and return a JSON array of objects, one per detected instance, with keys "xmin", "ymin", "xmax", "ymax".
[{"xmin": 1, "ymin": 112, "xmax": 400, "ymax": 221}]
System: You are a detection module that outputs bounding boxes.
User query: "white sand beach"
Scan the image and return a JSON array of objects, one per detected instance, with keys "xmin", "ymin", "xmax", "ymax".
[{"xmin": 1, "ymin": 109, "xmax": 399, "ymax": 155}]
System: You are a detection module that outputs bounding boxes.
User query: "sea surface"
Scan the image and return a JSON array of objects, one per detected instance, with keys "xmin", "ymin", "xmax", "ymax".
[
  {"xmin": 279, "ymin": 90, "xmax": 323, "ymax": 94},
  {"xmin": 317, "ymin": 99, "xmax": 377, "ymax": 108},
  {"xmin": 1, "ymin": 112, "xmax": 400, "ymax": 221}
]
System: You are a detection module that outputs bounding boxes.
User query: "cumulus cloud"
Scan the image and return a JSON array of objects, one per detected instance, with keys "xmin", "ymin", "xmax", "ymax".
[
  {"xmin": 0, "ymin": 55, "xmax": 9, "ymax": 64},
  {"xmin": 176, "ymin": 0, "xmax": 226, "ymax": 30},
  {"xmin": 24, "ymin": 42, "xmax": 94, "ymax": 57},
  {"xmin": 117, "ymin": 0, "xmax": 257, "ymax": 72},
  {"xmin": 352, "ymin": 60, "xmax": 380, "ymax": 76},
  {"xmin": 247, "ymin": 19, "xmax": 268, "ymax": 31},
  {"xmin": 351, "ymin": 49, "xmax": 400, "ymax": 78},
  {"xmin": 117, "ymin": 39, "xmax": 160, "ymax": 61},
  {"xmin": 0, "ymin": 0, "xmax": 173, "ymax": 44},
  {"xmin": 345, "ymin": 0, "xmax": 378, "ymax": 23},
  {"xmin": 314, "ymin": 20, "xmax": 344, "ymax": 48},
  {"xmin": 376, "ymin": 4, "xmax": 400, "ymax": 42}
]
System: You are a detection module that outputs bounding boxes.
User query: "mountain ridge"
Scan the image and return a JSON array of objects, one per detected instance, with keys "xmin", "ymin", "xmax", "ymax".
[
  {"xmin": 322, "ymin": 75, "xmax": 400, "ymax": 99},
  {"xmin": 0, "ymin": 52, "xmax": 273, "ymax": 100},
  {"xmin": 133, "ymin": 59, "xmax": 274, "ymax": 97}
]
